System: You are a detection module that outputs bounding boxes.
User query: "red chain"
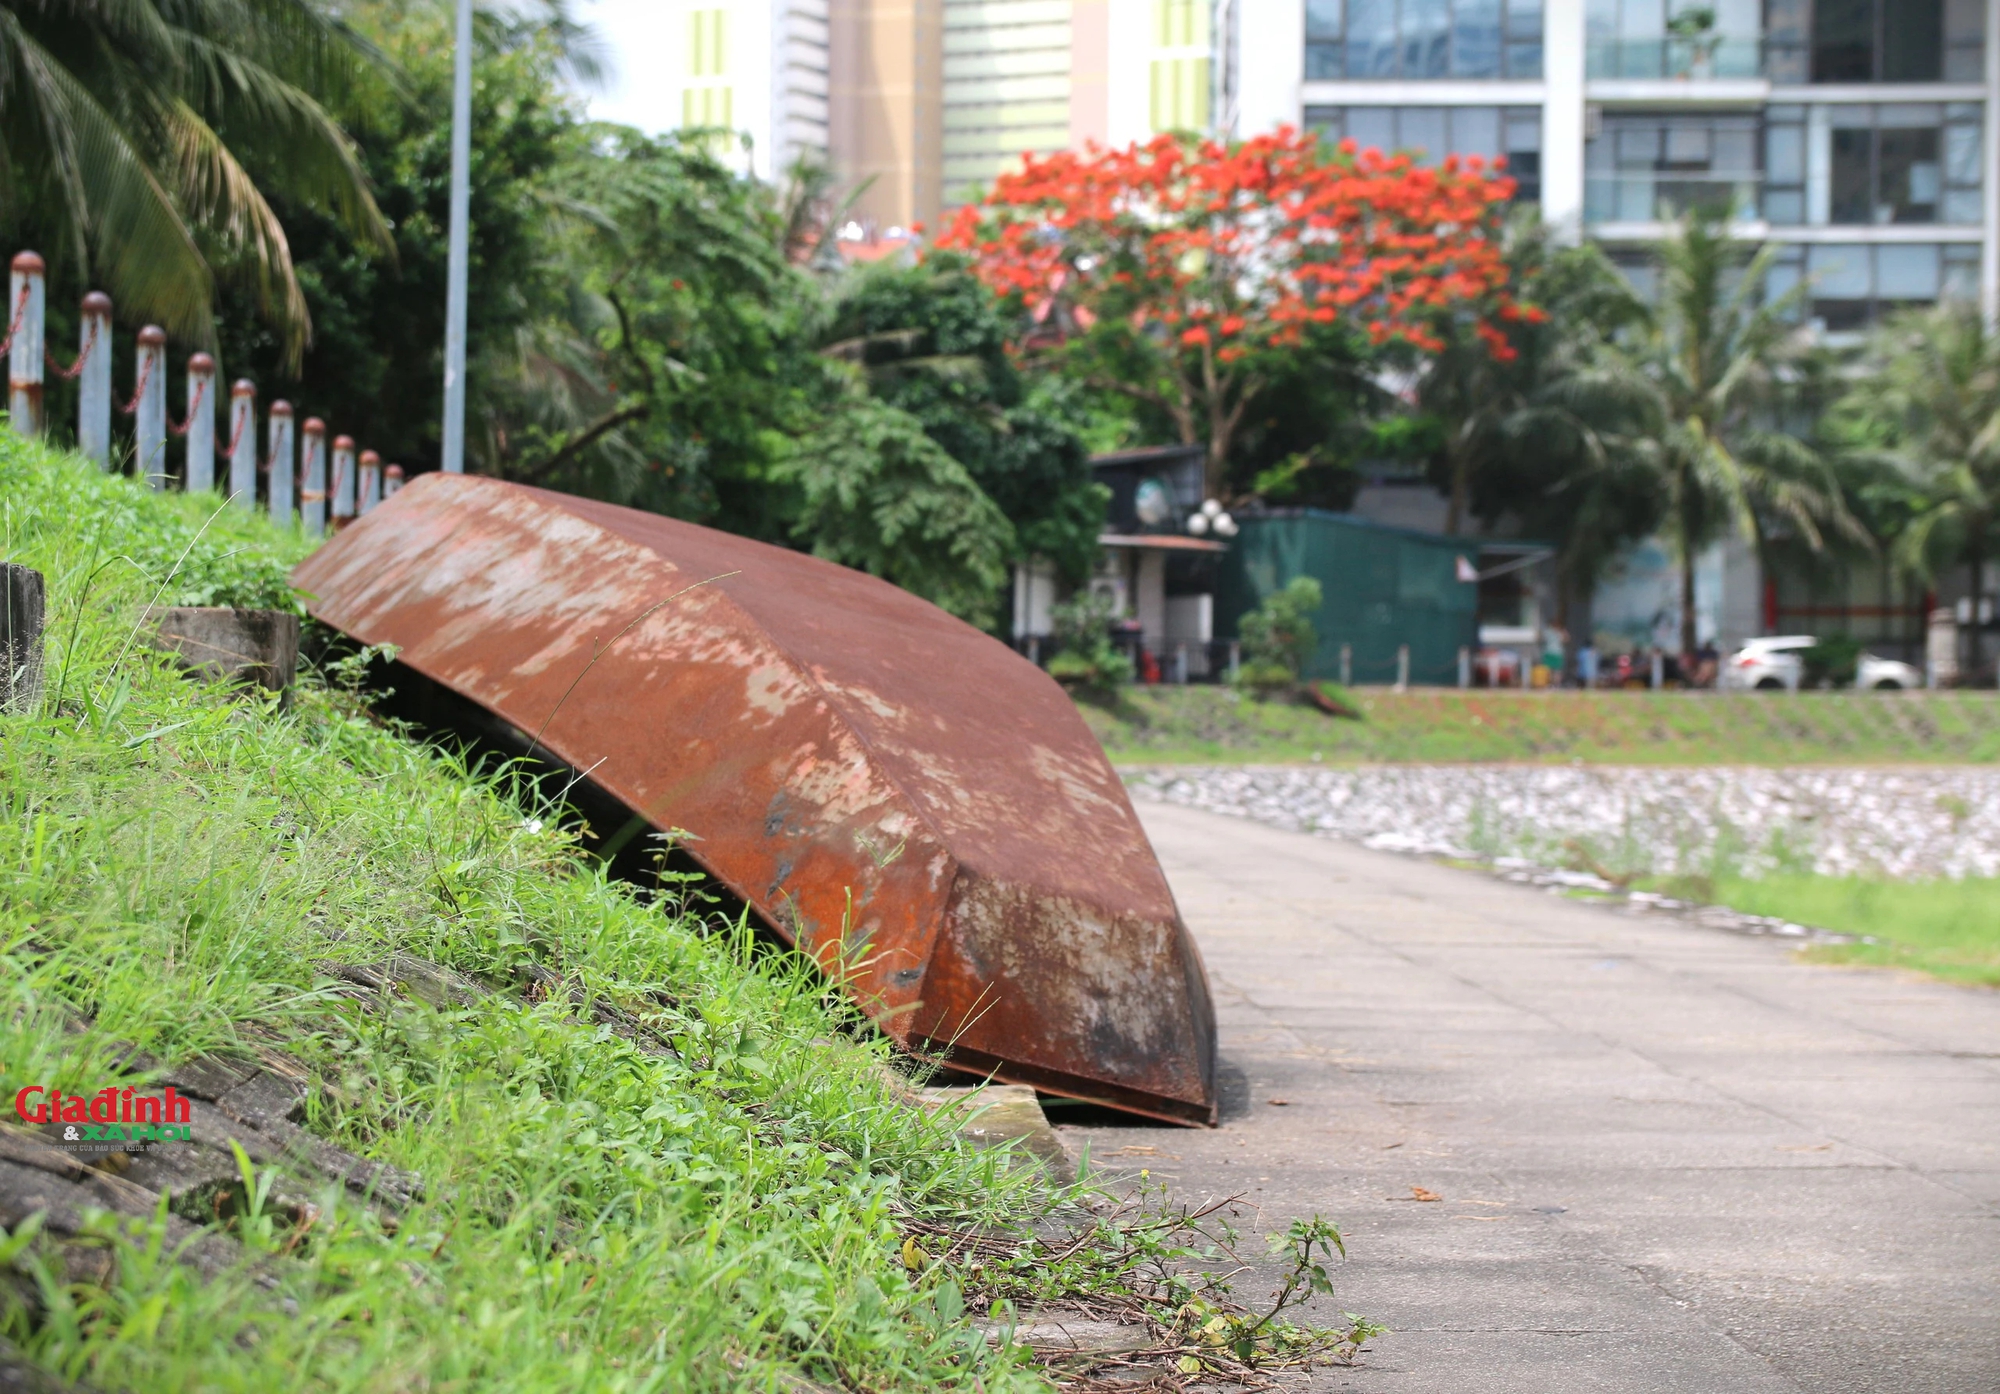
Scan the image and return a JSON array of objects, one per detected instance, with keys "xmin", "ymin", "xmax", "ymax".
[
  {"xmin": 224, "ymin": 399, "xmax": 250, "ymax": 460},
  {"xmin": 0, "ymin": 282, "xmax": 31, "ymax": 360},
  {"xmin": 117, "ymin": 350, "xmax": 156, "ymax": 415},
  {"xmin": 45, "ymin": 317, "xmax": 97, "ymax": 380},
  {"xmin": 168, "ymin": 375, "xmax": 206, "ymax": 437}
]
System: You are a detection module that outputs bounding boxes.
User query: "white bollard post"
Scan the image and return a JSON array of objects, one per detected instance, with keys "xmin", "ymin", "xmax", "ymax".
[
  {"xmin": 77, "ymin": 292, "xmax": 111, "ymax": 465},
  {"xmin": 8, "ymin": 252, "xmax": 45, "ymax": 436},
  {"xmin": 1395, "ymin": 643, "xmax": 1410, "ymax": 692},
  {"xmin": 1458, "ymin": 646, "xmax": 1470, "ymax": 688},
  {"xmin": 300, "ymin": 418, "xmax": 327, "ymax": 536},
  {"xmin": 330, "ymin": 434, "xmax": 357, "ymax": 528},
  {"xmin": 358, "ymin": 449, "xmax": 382, "ymax": 515},
  {"xmin": 266, "ymin": 400, "xmax": 295, "ymax": 524},
  {"xmin": 1339, "ymin": 643, "xmax": 1352, "ymax": 687},
  {"xmin": 227, "ymin": 379, "xmax": 258, "ymax": 510},
  {"xmin": 1650, "ymin": 649, "xmax": 1664, "ymax": 690},
  {"xmin": 383, "ymin": 463, "xmax": 404, "ymax": 500},
  {"xmin": 182, "ymin": 353, "xmax": 215, "ymax": 492},
  {"xmin": 134, "ymin": 326, "xmax": 167, "ymax": 488}
]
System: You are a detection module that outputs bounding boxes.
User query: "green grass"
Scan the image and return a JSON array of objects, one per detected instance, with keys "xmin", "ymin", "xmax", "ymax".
[
  {"xmin": 1696, "ymin": 875, "xmax": 2000, "ymax": 988},
  {"xmin": 1078, "ymin": 685, "xmax": 2000, "ymax": 765},
  {"xmin": 0, "ymin": 440, "xmax": 1074, "ymax": 1390}
]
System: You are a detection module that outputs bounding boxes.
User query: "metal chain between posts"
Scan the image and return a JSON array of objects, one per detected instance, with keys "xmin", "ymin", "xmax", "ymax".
[
  {"xmin": 223, "ymin": 400, "xmax": 249, "ymax": 461},
  {"xmin": 117, "ymin": 351, "xmax": 155, "ymax": 416},
  {"xmin": 44, "ymin": 317, "xmax": 97, "ymax": 380},
  {"xmin": 0, "ymin": 281, "xmax": 32, "ymax": 359},
  {"xmin": 167, "ymin": 376, "xmax": 205, "ymax": 437}
]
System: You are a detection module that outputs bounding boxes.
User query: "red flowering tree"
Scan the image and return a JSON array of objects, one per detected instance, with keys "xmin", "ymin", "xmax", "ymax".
[{"xmin": 936, "ymin": 127, "xmax": 1531, "ymax": 496}]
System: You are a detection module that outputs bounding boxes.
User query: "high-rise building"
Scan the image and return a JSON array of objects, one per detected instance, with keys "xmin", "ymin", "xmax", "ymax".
[
  {"xmin": 666, "ymin": 0, "xmax": 2000, "ymax": 335},
  {"xmin": 660, "ymin": 0, "xmax": 832, "ymax": 183},
  {"xmin": 1245, "ymin": 0, "xmax": 2000, "ymax": 330}
]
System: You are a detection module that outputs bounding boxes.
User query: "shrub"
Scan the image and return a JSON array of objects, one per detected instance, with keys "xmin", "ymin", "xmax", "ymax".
[
  {"xmin": 1046, "ymin": 590, "xmax": 1134, "ymax": 690},
  {"xmin": 1235, "ymin": 577, "xmax": 1323, "ymax": 695}
]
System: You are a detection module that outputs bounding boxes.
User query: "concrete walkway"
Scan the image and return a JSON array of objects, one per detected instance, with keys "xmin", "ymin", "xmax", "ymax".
[{"xmin": 1064, "ymin": 802, "xmax": 2000, "ymax": 1393}]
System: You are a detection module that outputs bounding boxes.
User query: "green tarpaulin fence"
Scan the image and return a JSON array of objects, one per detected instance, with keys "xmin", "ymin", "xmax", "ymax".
[{"xmin": 1215, "ymin": 510, "xmax": 1479, "ymax": 685}]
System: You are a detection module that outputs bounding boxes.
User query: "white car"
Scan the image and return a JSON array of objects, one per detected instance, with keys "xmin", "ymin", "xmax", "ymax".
[{"xmin": 1720, "ymin": 635, "xmax": 1924, "ymax": 691}]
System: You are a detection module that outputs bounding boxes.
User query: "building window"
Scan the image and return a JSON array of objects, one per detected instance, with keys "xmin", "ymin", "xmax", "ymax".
[
  {"xmin": 1585, "ymin": 112, "xmax": 1760, "ymax": 224},
  {"xmin": 1766, "ymin": 0, "xmax": 1986, "ymax": 85},
  {"xmin": 1766, "ymin": 103, "xmax": 1981, "ymax": 225},
  {"xmin": 1303, "ymin": 0, "xmax": 1543, "ymax": 81},
  {"xmin": 1152, "ymin": 0, "xmax": 1211, "ymax": 131},
  {"xmin": 1586, "ymin": 0, "xmax": 1761, "ymax": 78},
  {"xmin": 689, "ymin": 8, "xmax": 727, "ymax": 76},
  {"xmin": 1766, "ymin": 242, "xmax": 1982, "ymax": 332},
  {"xmin": 683, "ymin": 7, "xmax": 732, "ymax": 130},
  {"xmin": 1306, "ymin": 105, "xmax": 1542, "ymax": 200}
]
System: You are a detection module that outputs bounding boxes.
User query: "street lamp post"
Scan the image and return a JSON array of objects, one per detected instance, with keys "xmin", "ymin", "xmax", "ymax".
[{"xmin": 441, "ymin": 0, "xmax": 474, "ymax": 474}]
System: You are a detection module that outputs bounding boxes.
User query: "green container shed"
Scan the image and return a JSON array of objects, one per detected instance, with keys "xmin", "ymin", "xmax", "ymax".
[{"xmin": 1216, "ymin": 510, "xmax": 1479, "ymax": 685}]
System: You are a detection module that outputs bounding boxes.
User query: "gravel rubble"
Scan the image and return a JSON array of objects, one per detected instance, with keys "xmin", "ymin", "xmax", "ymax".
[{"xmin": 1128, "ymin": 764, "xmax": 2000, "ymax": 943}]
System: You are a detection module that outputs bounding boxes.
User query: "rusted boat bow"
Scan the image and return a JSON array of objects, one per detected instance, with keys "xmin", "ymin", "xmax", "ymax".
[{"xmin": 293, "ymin": 475, "xmax": 1217, "ymax": 1125}]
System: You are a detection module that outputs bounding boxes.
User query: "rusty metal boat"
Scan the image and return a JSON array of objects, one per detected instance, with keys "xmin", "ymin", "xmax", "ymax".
[{"xmin": 293, "ymin": 474, "xmax": 1217, "ymax": 1125}]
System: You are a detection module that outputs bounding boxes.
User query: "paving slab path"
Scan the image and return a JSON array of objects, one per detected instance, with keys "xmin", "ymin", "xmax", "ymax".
[{"xmin": 1062, "ymin": 801, "xmax": 2000, "ymax": 1394}]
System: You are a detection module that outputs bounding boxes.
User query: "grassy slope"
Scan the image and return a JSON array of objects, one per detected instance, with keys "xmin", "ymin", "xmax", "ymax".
[
  {"xmin": 0, "ymin": 441, "xmax": 1053, "ymax": 1391},
  {"xmin": 1079, "ymin": 685, "xmax": 2000, "ymax": 765},
  {"xmin": 1702, "ymin": 876, "xmax": 2000, "ymax": 988}
]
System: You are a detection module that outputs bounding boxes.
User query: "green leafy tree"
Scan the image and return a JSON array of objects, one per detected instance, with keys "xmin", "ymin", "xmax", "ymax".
[
  {"xmin": 0, "ymin": 0, "xmax": 390, "ymax": 356},
  {"xmin": 1834, "ymin": 303, "xmax": 2000, "ymax": 673},
  {"xmin": 772, "ymin": 393, "xmax": 1015, "ymax": 625},
  {"xmin": 1237, "ymin": 576, "xmax": 1323, "ymax": 690},
  {"xmin": 819, "ymin": 256, "xmax": 1106, "ymax": 581},
  {"xmin": 1581, "ymin": 210, "xmax": 1860, "ymax": 657},
  {"xmin": 214, "ymin": 1, "xmax": 588, "ymax": 469}
]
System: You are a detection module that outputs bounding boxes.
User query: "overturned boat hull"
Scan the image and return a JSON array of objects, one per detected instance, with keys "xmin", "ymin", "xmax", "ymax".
[{"xmin": 293, "ymin": 475, "xmax": 1217, "ymax": 1125}]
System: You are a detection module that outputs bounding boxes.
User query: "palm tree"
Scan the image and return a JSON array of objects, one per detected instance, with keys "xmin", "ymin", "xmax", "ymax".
[
  {"xmin": 1443, "ymin": 226, "xmax": 1666, "ymax": 662},
  {"xmin": 1580, "ymin": 209, "xmax": 1861, "ymax": 658},
  {"xmin": 1419, "ymin": 212, "xmax": 1644, "ymax": 536},
  {"xmin": 0, "ymin": 0, "xmax": 391, "ymax": 360},
  {"xmin": 1837, "ymin": 304, "xmax": 2000, "ymax": 675}
]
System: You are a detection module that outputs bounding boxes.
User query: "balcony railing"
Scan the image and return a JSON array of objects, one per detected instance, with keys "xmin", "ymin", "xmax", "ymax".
[
  {"xmin": 1585, "ymin": 37, "xmax": 1764, "ymax": 81},
  {"xmin": 1585, "ymin": 172, "xmax": 1762, "ymax": 225}
]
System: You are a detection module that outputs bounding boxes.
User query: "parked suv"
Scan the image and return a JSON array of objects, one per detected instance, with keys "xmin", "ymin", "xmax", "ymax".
[{"xmin": 1719, "ymin": 635, "xmax": 1923, "ymax": 691}]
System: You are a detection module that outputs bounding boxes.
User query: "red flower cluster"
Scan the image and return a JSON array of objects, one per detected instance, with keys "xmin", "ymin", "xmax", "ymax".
[{"xmin": 936, "ymin": 128, "xmax": 1528, "ymax": 363}]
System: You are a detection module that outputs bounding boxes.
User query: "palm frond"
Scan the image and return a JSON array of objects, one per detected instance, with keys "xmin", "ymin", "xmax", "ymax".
[
  {"xmin": 160, "ymin": 96, "xmax": 307, "ymax": 359},
  {"xmin": 0, "ymin": 10, "xmax": 215, "ymax": 342},
  {"xmin": 171, "ymin": 30, "xmax": 390, "ymax": 253}
]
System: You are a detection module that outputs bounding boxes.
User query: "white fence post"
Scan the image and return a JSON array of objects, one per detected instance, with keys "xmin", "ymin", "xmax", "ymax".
[
  {"xmin": 1395, "ymin": 644, "xmax": 1410, "ymax": 692},
  {"xmin": 1458, "ymin": 646, "xmax": 1470, "ymax": 688},
  {"xmin": 1339, "ymin": 643, "xmax": 1352, "ymax": 687},
  {"xmin": 383, "ymin": 463, "xmax": 404, "ymax": 500},
  {"xmin": 183, "ymin": 353, "xmax": 215, "ymax": 492},
  {"xmin": 134, "ymin": 326, "xmax": 167, "ymax": 488},
  {"xmin": 331, "ymin": 434, "xmax": 357, "ymax": 527},
  {"xmin": 358, "ymin": 449, "xmax": 381, "ymax": 515},
  {"xmin": 1650, "ymin": 649, "xmax": 1664, "ymax": 690},
  {"xmin": 8, "ymin": 252, "xmax": 44, "ymax": 436},
  {"xmin": 77, "ymin": 292, "xmax": 111, "ymax": 465},
  {"xmin": 266, "ymin": 400, "xmax": 295, "ymax": 524},
  {"xmin": 300, "ymin": 418, "xmax": 327, "ymax": 535},
  {"xmin": 228, "ymin": 379, "xmax": 258, "ymax": 510}
]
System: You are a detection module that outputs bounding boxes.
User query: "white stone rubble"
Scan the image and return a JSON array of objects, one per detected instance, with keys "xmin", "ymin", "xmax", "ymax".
[{"xmin": 1131, "ymin": 765, "xmax": 2000, "ymax": 880}]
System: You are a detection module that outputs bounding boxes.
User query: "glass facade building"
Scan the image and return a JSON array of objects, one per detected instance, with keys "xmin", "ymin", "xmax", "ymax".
[{"xmin": 1270, "ymin": 0, "xmax": 2000, "ymax": 336}]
